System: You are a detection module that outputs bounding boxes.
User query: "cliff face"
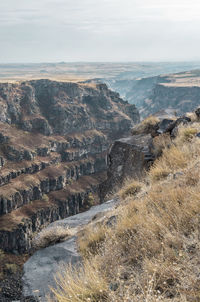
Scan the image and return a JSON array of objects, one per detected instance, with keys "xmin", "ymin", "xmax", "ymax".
[
  {"xmin": 141, "ymin": 83, "xmax": 200, "ymax": 117},
  {"xmin": 107, "ymin": 70, "xmax": 200, "ymax": 118},
  {"xmin": 0, "ymin": 80, "xmax": 139, "ymax": 253},
  {"xmin": 0, "ymin": 80, "xmax": 139, "ymax": 137}
]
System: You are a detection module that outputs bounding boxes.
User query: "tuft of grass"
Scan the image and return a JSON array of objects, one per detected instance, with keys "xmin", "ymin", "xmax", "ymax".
[
  {"xmin": 131, "ymin": 116, "xmax": 160, "ymax": 135},
  {"xmin": 178, "ymin": 126, "xmax": 198, "ymax": 142},
  {"xmin": 118, "ymin": 180, "xmax": 142, "ymax": 200},
  {"xmin": 78, "ymin": 223, "xmax": 108, "ymax": 258},
  {"xmin": 33, "ymin": 225, "xmax": 72, "ymax": 250},
  {"xmin": 151, "ymin": 133, "xmax": 172, "ymax": 158},
  {"xmin": 148, "ymin": 164, "xmax": 170, "ymax": 181},
  {"xmin": 49, "ymin": 260, "xmax": 108, "ymax": 302}
]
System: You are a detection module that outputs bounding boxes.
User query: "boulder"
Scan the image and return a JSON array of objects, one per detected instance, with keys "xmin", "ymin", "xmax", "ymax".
[
  {"xmin": 165, "ymin": 116, "xmax": 191, "ymax": 137},
  {"xmin": 99, "ymin": 134, "xmax": 154, "ymax": 201}
]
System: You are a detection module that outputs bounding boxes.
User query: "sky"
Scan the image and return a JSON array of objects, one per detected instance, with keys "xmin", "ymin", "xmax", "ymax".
[{"xmin": 1, "ymin": 0, "xmax": 200, "ymax": 63}]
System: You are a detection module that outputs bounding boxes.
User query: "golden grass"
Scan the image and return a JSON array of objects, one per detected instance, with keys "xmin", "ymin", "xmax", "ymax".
[
  {"xmin": 131, "ymin": 116, "xmax": 160, "ymax": 135},
  {"xmin": 149, "ymin": 123, "xmax": 200, "ymax": 182},
  {"xmin": 50, "ymin": 121, "xmax": 200, "ymax": 302},
  {"xmin": 118, "ymin": 179, "xmax": 142, "ymax": 200},
  {"xmin": 78, "ymin": 223, "xmax": 109, "ymax": 258},
  {"xmin": 33, "ymin": 225, "xmax": 72, "ymax": 250},
  {"xmin": 49, "ymin": 260, "xmax": 108, "ymax": 302},
  {"xmin": 151, "ymin": 133, "xmax": 172, "ymax": 158}
]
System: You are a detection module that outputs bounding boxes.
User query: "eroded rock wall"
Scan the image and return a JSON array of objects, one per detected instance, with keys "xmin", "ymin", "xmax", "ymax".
[{"xmin": 0, "ymin": 80, "xmax": 139, "ymax": 253}]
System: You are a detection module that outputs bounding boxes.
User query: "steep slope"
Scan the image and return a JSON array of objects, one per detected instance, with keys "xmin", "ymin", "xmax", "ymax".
[
  {"xmin": 50, "ymin": 108, "xmax": 200, "ymax": 302},
  {"xmin": 0, "ymin": 80, "xmax": 139, "ymax": 253}
]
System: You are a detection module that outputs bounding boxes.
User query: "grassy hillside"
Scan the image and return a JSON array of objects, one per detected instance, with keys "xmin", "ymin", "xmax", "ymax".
[{"xmin": 49, "ymin": 115, "xmax": 200, "ymax": 302}]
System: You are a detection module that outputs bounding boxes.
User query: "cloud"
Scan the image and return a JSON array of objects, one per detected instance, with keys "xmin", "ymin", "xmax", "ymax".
[{"xmin": 1, "ymin": 0, "xmax": 200, "ymax": 62}]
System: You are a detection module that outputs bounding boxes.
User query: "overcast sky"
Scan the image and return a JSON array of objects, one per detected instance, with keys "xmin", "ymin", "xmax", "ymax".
[{"xmin": 1, "ymin": 0, "xmax": 200, "ymax": 63}]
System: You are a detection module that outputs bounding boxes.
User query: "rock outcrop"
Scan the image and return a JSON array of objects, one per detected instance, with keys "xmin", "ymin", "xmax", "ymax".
[
  {"xmin": 100, "ymin": 134, "xmax": 154, "ymax": 201},
  {"xmin": 0, "ymin": 80, "xmax": 139, "ymax": 253},
  {"xmin": 100, "ymin": 108, "xmax": 200, "ymax": 201}
]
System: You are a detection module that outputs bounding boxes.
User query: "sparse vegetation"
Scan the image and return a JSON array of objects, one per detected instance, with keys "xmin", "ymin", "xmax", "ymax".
[
  {"xmin": 33, "ymin": 225, "xmax": 72, "ymax": 250},
  {"xmin": 50, "ymin": 120, "xmax": 200, "ymax": 302}
]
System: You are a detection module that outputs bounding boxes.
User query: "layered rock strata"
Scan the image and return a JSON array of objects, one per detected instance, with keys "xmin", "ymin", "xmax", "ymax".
[{"xmin": 0, "ymin": 80, "xmax": 139, "ymax": 253}]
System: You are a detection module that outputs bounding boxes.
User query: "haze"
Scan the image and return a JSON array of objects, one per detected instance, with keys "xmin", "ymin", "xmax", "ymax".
[{"xmin": 1, "ymin": 0, "xmax": 200, "ymax": 63}]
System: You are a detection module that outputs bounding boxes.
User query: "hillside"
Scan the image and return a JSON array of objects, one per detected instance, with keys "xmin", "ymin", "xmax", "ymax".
[{"xmin": 49, "ymin": 108, "xmax": 200, "ymax": 302}]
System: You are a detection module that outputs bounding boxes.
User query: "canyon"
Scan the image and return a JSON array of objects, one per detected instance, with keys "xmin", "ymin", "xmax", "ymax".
[
  {"xmin": 0, "ymin": 79, "xmax": 139, "ymax": 254},
  {"xmin": 107, "ymin": 69, "xmax": 200, "ymax": 117}
]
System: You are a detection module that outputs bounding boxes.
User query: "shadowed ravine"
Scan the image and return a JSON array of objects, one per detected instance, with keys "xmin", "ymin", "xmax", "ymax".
[{"xmin": 22, "ymin": 199, "xmax": 117, "ymax": 301}]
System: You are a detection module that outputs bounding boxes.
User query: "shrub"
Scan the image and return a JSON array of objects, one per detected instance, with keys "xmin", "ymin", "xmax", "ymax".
[{"xmin": 42, "ymin": 194, "xmax": 49, "ymax": 202}]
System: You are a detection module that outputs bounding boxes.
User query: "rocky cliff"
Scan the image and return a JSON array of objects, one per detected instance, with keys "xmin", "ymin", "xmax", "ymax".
[
  {"xmin": 0, "ymin": 79, "xmax": 139, "ymax": 253},
  {"xmin": 107, "ymin": 70, "xmax": 200, "ymax": 118},
  {"xmin": 142, "ymin": 81, "xmax": 200, "ymax": 117}
]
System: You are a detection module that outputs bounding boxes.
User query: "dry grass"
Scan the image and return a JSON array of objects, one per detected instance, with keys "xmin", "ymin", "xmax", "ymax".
[
  {"xmin": 50, "ymin": 121, "xmax": 200, "ymax": 302},
  {"xmin": 78, "ymin": 223, "xmax": 109, "ymax": 258},
  {"xmin": 49, "ymin": 260, "xmax": 108, "ymax": 302},
  {"xmin": 151, "ymin": 134, "xmax": 172, "ymax": 158},
  {"xmin": 118, "ymin": 179, "xmax": 142, "ymax": 200},
  {"xmin": 149, "ymin": 123, "xmax": 200, "ymax": 182},
  {"xmin": 33, "ymin": 225, "xmax": 72, "ymax": 250},
  {"xmin": 131, "ymin": 116, "xmax": 160, "ymax": 135}
]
